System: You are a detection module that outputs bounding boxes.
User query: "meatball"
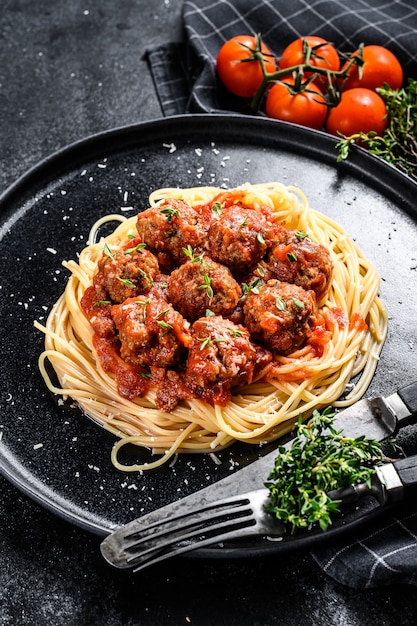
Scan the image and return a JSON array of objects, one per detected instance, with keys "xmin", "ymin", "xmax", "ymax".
[
  {"xmin": 185, "ymin": 316, "xmax": 257, "ymax": 392},
  {"xmin": 136, "ymin": 198, "xmax": 207, "ymax": 263},
  {"xmin": 244, "ymin": 279, "xmax": 317, "ymax": 354},
  {"xmin": 207, "ymin": 204, "xmax": 273, "ymax": 273},
  {"xmin": 80, "ymin": 286, "xmax": 115, "ymax": 338},
  {"xmin": 111, "ymin": 296, "xmax": 189, "ymax": 368},
  {"xmin": 168, "ymin": 256, "xmax": 241, "ymax": 322},
  {"xmin": 262, "ymin": 231, "xmax": 333, "ymax": 301},
  {"xmin": 93, "ymin": 237, "xmax": 159, "ymax": 303}
]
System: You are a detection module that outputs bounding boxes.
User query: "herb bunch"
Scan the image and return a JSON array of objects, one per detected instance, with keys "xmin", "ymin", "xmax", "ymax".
[
  {"xmin": 265, "ymin": 407, "xmax": 384, "ymax": 533},
  {"xmin": 336, "ymin": 78, "xmax": 417, "ymax": 182}
]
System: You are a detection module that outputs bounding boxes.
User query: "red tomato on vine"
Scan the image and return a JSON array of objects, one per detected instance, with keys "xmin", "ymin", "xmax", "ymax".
[
  {"xmin": 326, "ymin": 88, "xmax": 388, "ymax": 137},
  {"xmin": 265, "ymin": 80, "xmax": 328, "ymax": 130},
  {"xmin": 279, "ymin": 36, "xmax": 340, "ymax": 86},
  {"xmin": 216, "ymin": 35, "xmax": 277, "ymax": 98},
  {"xmin": 341, "ymin": 45, "xmax": 403, "ymax": 91}
]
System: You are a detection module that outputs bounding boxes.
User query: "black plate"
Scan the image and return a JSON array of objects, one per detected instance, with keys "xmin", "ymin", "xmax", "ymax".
[{"xmin": 1, "ymin": 114, "xmax": 416, "ymax": 556}]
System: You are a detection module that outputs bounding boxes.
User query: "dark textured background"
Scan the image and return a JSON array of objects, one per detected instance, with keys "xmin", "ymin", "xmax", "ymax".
[{"xmin": 1, "ymin": 1, "xmax": 417, "ymax": 624}]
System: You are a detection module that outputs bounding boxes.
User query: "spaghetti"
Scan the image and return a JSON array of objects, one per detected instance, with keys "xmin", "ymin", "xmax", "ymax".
[{"xmin": 35, "ymin": 182, "xmax": 388, "ymax": 472}]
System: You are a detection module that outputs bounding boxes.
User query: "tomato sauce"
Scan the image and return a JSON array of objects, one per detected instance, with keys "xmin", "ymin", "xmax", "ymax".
[
  {"xmin": 82, "ymin": 286, "xmax": 151, "ymax": 400},
  {"xmin": 308, "ymin": 319, "xmax": 331, "ymax": 357},
  {"xmin": 349, "ymin": 311, "xmax": 368, "ymax": 332},
  {"xmin": 93, "ymin": 334, "xmax": 150, "ymax": 399},
  {"xmin": 326, "ymin": 306, "xmax": 348, "ymax": 329}
]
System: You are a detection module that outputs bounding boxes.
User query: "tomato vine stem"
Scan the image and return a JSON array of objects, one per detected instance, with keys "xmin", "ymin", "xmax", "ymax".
[{"xmin": 248, "ymin": 34, "xmax": 363, "ymax": 111}]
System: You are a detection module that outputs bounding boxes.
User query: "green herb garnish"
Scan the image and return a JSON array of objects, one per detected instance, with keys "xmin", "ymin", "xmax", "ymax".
[
  {"xmin": 256, "ymin": 263, "xmax": 266, "ymax": 277},
  {"xmin": 230, "ymin": 327, "xmax": 245, "ymax": 338},
  {"xmin": 240, "ymin": 213, "xmax": 249, "ymax": 227},
  {"xmin": 198, "ymin": 274, "xmax": 214, "ymax": 299},
  {"xmin": 118, "ymin": 277, "xmax": 136, "ymax": 288},
  {"xmin": 160, "ymin": 206, "xmax": 180, "ymax": 221},
  {"xmin": 295, "ymin": 230, "xmax": 309, "ymax": 240},
  {"xmin": 182, "ymin": 245, "xmax": 204, "ymax": 264},
  {"xmin": 103, "ymin": 243, "xmax": 115, "ymax": 259},
  {"xmin": 155, "ymin": 308, "xmax": 171, "ymax": 319},
  {"xmin": 336, "ymin": 78, "xmax": 417, "ymax": 182},
  {"xmin": 211, "ymin": 201, "xmax": 223, "ymax": 216},
  {"xmin": 265, "ymin": 407, "xmax": 383, "ymax": 533},
  {"xmin": 157, "ymin": 320, "xmax": 173, "ymax": 330},
  {"xmin": 137, "ymin": 267, "xmax": 154, "ymax": 288},
  {"xmin": 92, "ymin": 300, "xmax": 111, "ymax": 307},
  {"xmin": 198, "ymin": 337, "xmax": 211, "ymax": 350},
  {"xmin": 197, "ymin": 336, "xmax": 226, "ymax": 350},
  {"xmin": 292, "ymin": 297, "xmax": 305, "ymax": 309},
  {"xmin": 275, "ymin": 296, "xmax": 287, "ymax": 311},
  {"xmin": 241, "ymin": 278, "xmax": 263, "ymax": 300},
  {"xmin": 124, "ymin": 243, "xmax": 147, "ymax": 254}
]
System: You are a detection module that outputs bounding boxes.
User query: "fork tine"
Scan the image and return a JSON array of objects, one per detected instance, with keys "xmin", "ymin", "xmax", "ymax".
[
  {"xmin": 127, "ymin": 512, "xmax": 258, "ymax": 572},
  {"xmin": 100, "ymin": 488, "xmax": 283, "ymax": 571},
  {"xmin": 125, "ymin": 502, "xmax": 255, "ymax": 566},
  {"xmin": 123, "ymin": 494, "xmax": 252, "ymax": 551},
  {"xmin": 124, "ymin": 493, "xmax": 252, "ymax": 538}
]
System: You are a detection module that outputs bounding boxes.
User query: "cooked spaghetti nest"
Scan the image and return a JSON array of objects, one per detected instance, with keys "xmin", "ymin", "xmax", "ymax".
[{"xmin": 35, "ymin": 182, "xmax": 388, "ymax": 472}]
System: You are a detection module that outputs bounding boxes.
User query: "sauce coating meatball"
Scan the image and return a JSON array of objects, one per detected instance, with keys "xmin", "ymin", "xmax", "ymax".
[
  {"xmin": 244, "ymin": 279, "xmax": 317, "ymax": 354},
  {"xmin": 111, "ymin": 296, "xmax": 189, "ymax": 368},
  {"xmin": 260, "ymin": 231, "xmax": 333, "ymax": 301},
  {"xmin": 136, "ymin": 198, "xmax": 207, "ymax": 264},
  {"xmin": 185, "ymin": 316, "xmax": 257, "ymax": 399},
  {"xmin": 168, "ymin": 256, "xmax": 242, "ymax": 321},
  {"xmin": 93, "ymin": 237, "xmax": 159, "ymax": 303},
  {"xmin": 207, "ymin": 204, "xmax": 274, "ymax": 274},
  {"xmin": 83, "ymin": 188, "xmax": 337, "ymax": 409}
]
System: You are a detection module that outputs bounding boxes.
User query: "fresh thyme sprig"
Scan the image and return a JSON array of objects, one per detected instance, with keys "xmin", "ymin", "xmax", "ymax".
[
  {"xmin": 241, "ymin": 277, "xmax": 263, "ymax": 301},
  {"xmin": 160, "ymin": 206, "xmax": 180, "ymax": 221},
  {"xmin": 182, "ymin": 245, "xmax": 205, "ymax": 264},
  {"xmin": 335, "ymin": 78, "xmax": 417, "ymax": 182},
  {"xmin": 124, "ymin": 242, "xmax": 147, "ymax": 255},
  {"xmin": 265, "ymin": 407, "xmax": 384, "ymax": 533},
  {"xmin": 198, "ymin": 273, "xmax": 214, "ymax": 299},
  {"xmin": 197, "ymin": 336, "xmax": 227, "ymax": 350},
  {"xmin": 211, "ymin": 201, "xmax": 223, "ymax": 215},
  {"xmin": 103, "ymin": 243, "xmax": 115, "ymax": 259}
]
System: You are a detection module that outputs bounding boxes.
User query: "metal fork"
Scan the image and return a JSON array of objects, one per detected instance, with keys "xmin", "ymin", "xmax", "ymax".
[{"xmin": 100, "ymin": 488, "xmax": 285, "ymax": 572}]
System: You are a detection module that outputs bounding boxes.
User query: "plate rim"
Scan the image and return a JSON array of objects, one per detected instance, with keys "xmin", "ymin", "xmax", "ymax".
[
  {"xmin": 1, "ymin": 113, "xmax": 416, "ymax": 221},
  {"xmin": 1, "ymin": 113, "xmax": 416, "ymax": 558}
]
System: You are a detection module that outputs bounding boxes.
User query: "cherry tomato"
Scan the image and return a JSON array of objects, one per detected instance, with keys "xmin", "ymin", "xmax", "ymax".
[
  {"xmin": 326, "ymin": 88, "xmax": 388, "ymax": 137},
  {"xmin": 265, "ymin": 80, "xmax": 328, "ymax": 130},
  {"xmin": 341, "ymin": 45, "xmax": 403, "ymax": 91},
  {"xmin": 216, "ymin": 35, "xmax": 277, "ymax": 98},
  {"xmin": 279, "ymin": 36, "xmax": 340, "ymax": 84}
]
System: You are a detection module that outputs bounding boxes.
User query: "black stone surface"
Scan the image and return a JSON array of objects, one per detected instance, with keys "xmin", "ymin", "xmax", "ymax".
[{"xmin": 1, "ymin": 2, "xmax": 417, "ymax": 624}]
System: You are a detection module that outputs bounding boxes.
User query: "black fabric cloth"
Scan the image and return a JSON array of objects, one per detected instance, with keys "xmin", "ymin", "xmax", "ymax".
[
  {"xmin": 145, "ymin": 0, "xmax": 417, "ymax": 588},
  {"xmin": 146, "ymin": 0, "xmax": 417, "ymax": 116},
  {"xmin": 312, "ymin": 501, "xmax": 417, "ymax": 588}
]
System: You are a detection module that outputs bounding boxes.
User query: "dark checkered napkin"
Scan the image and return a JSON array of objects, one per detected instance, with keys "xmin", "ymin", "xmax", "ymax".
[
  {"xmin": 311, "ymin": 501, "xmax": 417, "ymax": 588},
  {"xmin": 146, "ymin": 0, "xmax": 417, "ymax": 116},
  {"xmin": 145, "ymin": 0, "xmax": 417, "ymax": 587}
]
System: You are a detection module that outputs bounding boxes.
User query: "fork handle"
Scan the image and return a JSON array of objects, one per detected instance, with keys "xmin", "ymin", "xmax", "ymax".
[
  {"xmin": 393, "ymin": 455, "xmax": 417, "ymax": 495},
  {"xmin": 376, "ymin": 454, "xmax": 417, "ymax": 503},
  {"xmin": 397, "ymin": 381, "xmax": 417, "ymax": 416}
]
